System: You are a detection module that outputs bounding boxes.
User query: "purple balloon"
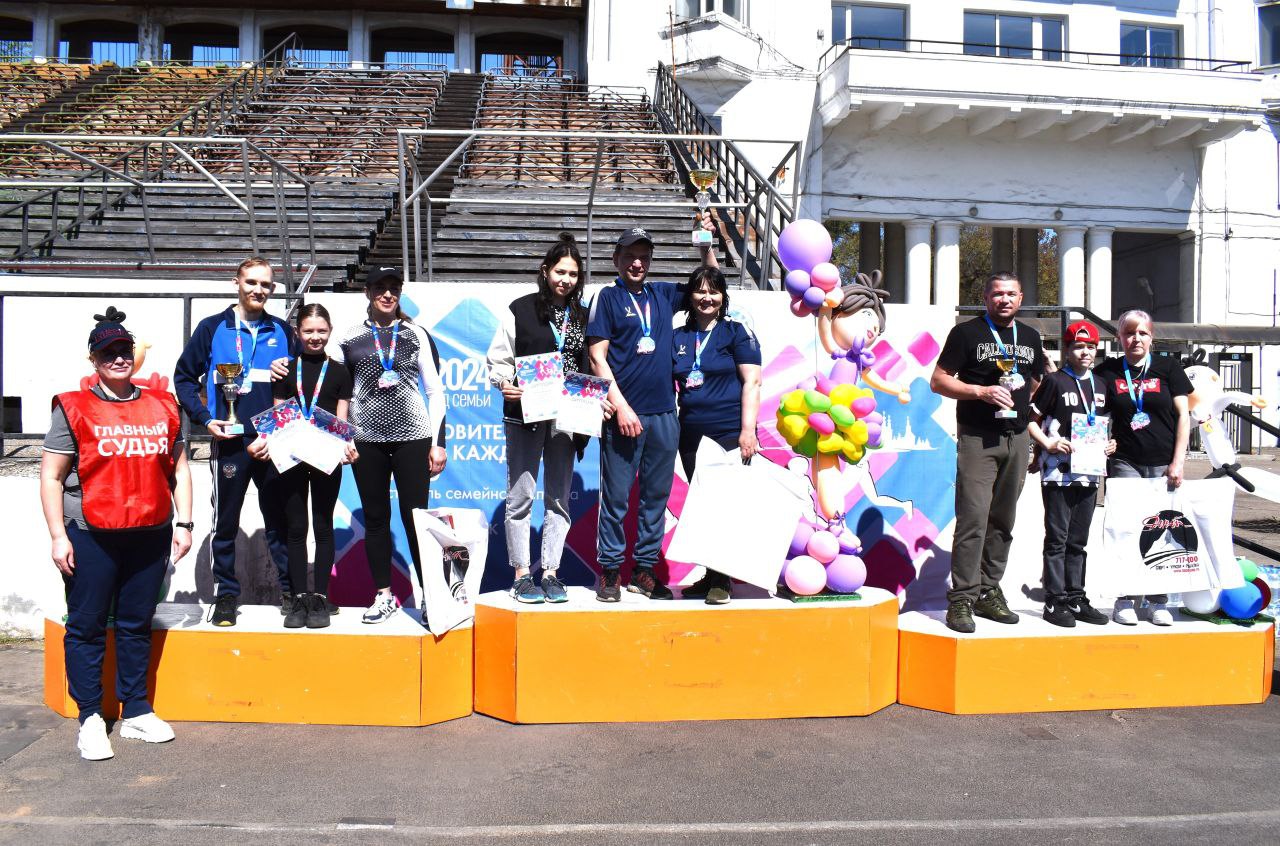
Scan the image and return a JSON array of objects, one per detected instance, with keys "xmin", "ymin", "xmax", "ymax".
[
  {"xmin": 802, "ymin": 286, "xmax": 827, "ymax": 309},
  {"xmin": 788, "ymin": 520, "xmax": 816, "ymax": 558},
  {"xmin": 777, "ymin": 219, "xmax": 834, "ymax": 274},
  {"xmin": 865, "ymin": 422, "xmax": 882, "ymax": 446},
  {"xmin": 784, "ymin": 269, "xmax": 811, "ymax": 298},
  {"xmin": 826, "ymin": 554, "xmax": 867, "ymax": 594},
  {"xmin": 838, "ymin": 532, "xmax": 863, "ymax": 555},
  {"xmin": 828, "ymin": 358, "xmax": 859, "ymax": 385}
]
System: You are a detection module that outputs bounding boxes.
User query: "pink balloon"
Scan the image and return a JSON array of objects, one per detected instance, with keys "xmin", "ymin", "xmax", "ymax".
[
  {"xmin": 810, "ymin": 262, "xmax": 841, "ymax": 292},
  {"xmin": 838, "ymin": 532, "xmax": 862, "ymax": 555},
  {"xmin": 815, "ymin": 374, "xmax": 834, "ymax": 395},
  {"xmin": 851, "ymin": 397, "xmax": 876, "ymax": 417},
  {"xmin": 789, "ymin": 299, "xmax": 814, "ymax": 318},
  {"xmin": 777, "ymin": 219, "xmax": 833, "ymax": 274},
  {"xmin": 807, "ymin": 412, "xmax": 836, "ymax": 435},
  {"xmin": 829, "ymin": 359, "xmax": 859, "ymax": 384},
  {"xmin": 806, "ymin": 530, "xmax": 840, "ymax": 564},
  {"xmin": 798, "ymin": 375, "xmax": 818, "ymax": 391},
  {"xmin": 826, "ymin": 554, "xmax": 867, "ymax": 594},
  {"xmin": 788, "ymin": 520, "xmax": 816, "ymax": 558},
  {"xmin": 784, "ymin": 555, "xmax": 827, "ymax": 596},
  {"xmin": 802, "ymin": 286, "xmax": 827, "ymax": 309},
  {"xmin": 784, "ymin": 269, "xmax": 811, "ymax": 298}
]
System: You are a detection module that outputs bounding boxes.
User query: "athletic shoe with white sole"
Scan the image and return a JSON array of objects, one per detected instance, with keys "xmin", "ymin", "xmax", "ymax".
[
  {"xmin": 1112, "ymin": 598, "xmax": 1139, "ymax": 626},
  {"xmin": 77, "ymin": 713, "xmax": 114, "ymax": 761},
  {"xmin": 362, "ymin": 591, "xmax": 399, "ymax": 624},
  {"xmin": 120, "ymin": 712, "xmax": 175, "ymax": 743},
  {"xmin": 1145, "ymin": 602, "xmax": 1174, "ymax": 626}
]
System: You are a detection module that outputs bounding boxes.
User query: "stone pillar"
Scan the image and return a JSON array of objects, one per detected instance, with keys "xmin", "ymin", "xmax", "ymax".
[
  {"xmin": 858, "ymin": 221, "xmax": 881, "ymax": 274},
  {"xmin": 934, "ymin": 220, "xmax": 962, "ymax": 310},
  {"xmin": 1057, "ymin": 226, "xmax": 1086, "ymax": 308},
  {"xmin": 1178, "ymin": 230, "xmax": 1197, "ymax": 323},
  {"xmin": 349, "ymin": 11, "xmax": 368, "ymax": 69},
  {"xmin": 1016, "ymin": 227, "xmax": 1040, "ymax": 306},
  {"xmin": 991, "ymin": 227, "xmax": 1014, "ymax": 274},
  {"xmin": 903, "ymin": 219, "xmax": 933, "ymax": 306},
  {"xmin": 138, "ymin": 9, "xmax": 162, "ymax": 63},
  {"xmin": 33, "ymin": 4, "xmax": 55, "ymax": 61},
  {"xmin": 1086, "ymin": 226, "xmax": 1114, "ymax": 320},
  {"xmin": 238, "ymin": 11, "xmax": 258, "ymax": 65},
  {"xmin": 562, "ymin": 28, "xmax": 580, "ymax": 77},
  {"xmin": 456, "ymin": 17, "xmax": 474, "ymax": 72},
  {"xmin": 883, "ymin": 222, "xmax": 906, "ymax": 305}
]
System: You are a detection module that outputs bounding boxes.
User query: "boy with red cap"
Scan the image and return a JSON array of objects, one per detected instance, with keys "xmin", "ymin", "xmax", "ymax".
[{"xmin": 1027, "ymin": 320, "xmax": 1117, "ymax": 627}]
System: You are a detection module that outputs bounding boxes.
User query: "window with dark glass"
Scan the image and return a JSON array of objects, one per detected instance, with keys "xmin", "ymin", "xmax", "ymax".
[
  {"xmin": 832, "ymin": 4, "xmax": 907, "ymax": 50},
  {"xmin": 678, "ymin": 0, "xmax": 745, "ymax": 23},
  {"xmin": 1262, "ymin": 4, "xmax": 1280, "ymax": 66},
  {"xmin": 963, "ymin": 12, "xmax": 1065, "ymax": 60},
  {"xmin": 1120, "ymin": 23, "xmax": 1180, "ymax": 68}
]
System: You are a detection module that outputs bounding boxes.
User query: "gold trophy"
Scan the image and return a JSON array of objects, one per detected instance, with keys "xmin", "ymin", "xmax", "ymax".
[
  {"xmin": 689, "ymin": 168, "xmax": 717, "ymax": 246},
  {"xmin": 215, "ymin": 362, "xmax": 245, "ymax": 435},
  {"xmin": 993, "ymin": 355, "xmax": 1018, "ymax": 419}
]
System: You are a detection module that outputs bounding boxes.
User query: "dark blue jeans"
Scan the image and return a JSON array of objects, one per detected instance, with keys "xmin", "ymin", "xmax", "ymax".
[
  {"xmin": 597, "ymin": 410, "xmax": 679, "ymax": 571},
  {"xmin": 63, "ymin": 523, "xmax": 170, "ymax": 723},
  {"xmin": 210, "ymin": 437, "xmax": 289, "ymax": 597}
]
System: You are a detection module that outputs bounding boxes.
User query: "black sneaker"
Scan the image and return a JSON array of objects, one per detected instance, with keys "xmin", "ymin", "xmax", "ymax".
[
  {"xmin": 324, "ymin": 597, "xmax": 340, "ymax": 615},
  {"xmin": 680, "ymin": 571, "xmax": 719, "ymax": 600},
  {"xmin": 305, "ymin": 593, "xmax": 330, "ymax": 629},
  {"xmin": 596, "ymin": 569, "xmax": 621, "ymax": 603},
  {"xmin": 511, "ymin": 574, "xmax": 545, "ymax": 604},
  {"xmin": 211, "ymin": 594, "xmax": 237, "ymax": 627},
  {"xmin": 946, "ymin": 598, "xmax": 975, "ymax": 633},
  {"xmin": 974, "ymin": 587, "xmax": 1020, "ymax": 624},
  {"xmin": 284, "ymin": 595, "xmax": 308, "ymax": 629},
  {"xmin": 627, "ymin": 567, "xmax": 674, "ymax": 600},
  {"xmin": 280, "ymin": 592, "xmax": 295, "ymax": 617},
  {"xmin": 1042, "ymin": 602, "xmax": 1076, "ymax": 628},
  {"xmin": 1068, "ymin": 598, "xmax": 1108, "ymax": 625},
  {"xmin": 705, "ymin": 573, "xmax": 732, "ymax": 606}
]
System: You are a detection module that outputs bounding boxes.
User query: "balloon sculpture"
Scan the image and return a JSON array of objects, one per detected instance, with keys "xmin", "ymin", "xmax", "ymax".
[
  {"xmin": 1182, "ymin": 557, "xmax": 1272, "ymax": 621},
  {"xmin": 773, "ymin": 220, "xmax": 912, "ymax": 597},
  {"xmin": 1184, "ymin": 353, "xmax": 1275, "ymax": 503}
]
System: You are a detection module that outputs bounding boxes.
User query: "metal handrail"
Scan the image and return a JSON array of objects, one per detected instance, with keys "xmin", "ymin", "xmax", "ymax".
[
  {"xmin": 816, "ymin": 38, "xmax": 1253, "ymax": 74},
  {"xmin": 653, "ymin": 63, "xmax": 797, "ymax": 290}
]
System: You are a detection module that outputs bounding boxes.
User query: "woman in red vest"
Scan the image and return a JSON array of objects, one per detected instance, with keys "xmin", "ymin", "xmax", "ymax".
[{"xmin": 39, "ymin": 308, "xmax": 193, "ymax": 761}]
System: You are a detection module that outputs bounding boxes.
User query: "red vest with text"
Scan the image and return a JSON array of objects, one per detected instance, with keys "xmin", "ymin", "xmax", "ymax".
[{"xmin": 55, "ymin": 388, "xmax": 180, "ymax": 531}]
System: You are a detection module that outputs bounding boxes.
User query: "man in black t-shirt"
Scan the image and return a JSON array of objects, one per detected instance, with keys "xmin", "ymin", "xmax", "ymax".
[{"xmin": 930, "ymin": 272, "xmax": 1046, "ymax": 633}]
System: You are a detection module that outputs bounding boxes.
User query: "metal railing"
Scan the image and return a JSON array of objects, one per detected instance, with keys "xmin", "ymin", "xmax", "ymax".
[
  {"xmin": 0, "ymin": 268, "xmax": 316, "ymax": 458},
  {"xmin": 396, "ymin": 127, "xmax": 796, "ymax": 286},
  {"xmin": 817, "ymin": 38, "xmax": 1252, "ymax": 73},
  {"xmin": 654, "ymin": 63, "xmax": 798, "ymax": 289},
  {"xmin": 0, "ymin": 135, "xmax": 317, "ymax": 289}
]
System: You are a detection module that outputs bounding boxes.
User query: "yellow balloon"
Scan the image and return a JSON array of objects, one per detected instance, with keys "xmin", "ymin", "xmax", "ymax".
[
  {"xmin": 829, "ymin": 384, "xmax": 858, "ymax": 407},
  {"xmin": 817, "ymin": 432, "xmax": 846, "ymax": 453},
  {"xmin": 780, "ymin": 414, "xmax": 810, "ymax": 444},
  {"xmin": 842, "ymin": 442, "xmax": 864, "ymax": 463},
  {"xmin": 848, "ymin": 420, "xmax": 869, "ymax": 445},
  {"xmin": 782, "ymin": 390, "xmax": 808, "ymax": 414}
]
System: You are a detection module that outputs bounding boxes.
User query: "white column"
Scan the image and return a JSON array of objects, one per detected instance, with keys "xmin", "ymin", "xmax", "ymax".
[
  {"xmin": 1057, "ymin": 225, "xmax": 1086, "ymax": 307},
  {"xmin": 1086, "ymin": 226, "xmax": 1114, "ymax": 320},
  {"xmin": 883, "ymin": 222, "xmax": 906, "ymax": 305},
  {"xmin": 238, "ymin": 11, "xmax": 258, "ymax": 65},
  {"xmin": 903, "ymin": 219, "xmax": 933, "ymax": 306},
  {"xmin": 1178, "ymin": 231, "xmax": 1198, "ymax": 323},
  {"xmin": 934, "ymin": 219, "xmax": 962, "ymax": 309},
  {"xmin": 33, "ymin": 4, "xmax": 55, "ymax": 61},
  {"xmin": 349, "ymin": 11, "xmax": 368, "ymax": 69},
  {"xmin": 456, "ymin": 18, "xmax": 474, "ymax": 72}
]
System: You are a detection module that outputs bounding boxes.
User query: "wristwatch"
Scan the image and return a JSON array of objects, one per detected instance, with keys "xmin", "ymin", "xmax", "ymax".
[{"xmin": 175, "ymin": 521, "xmax": 195, "ymax": 531}]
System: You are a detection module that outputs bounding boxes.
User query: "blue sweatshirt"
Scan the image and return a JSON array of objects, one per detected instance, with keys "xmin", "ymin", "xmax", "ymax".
[{"xmin": 173, "ymin": 306, "xmax": 297, "ymax": 438}]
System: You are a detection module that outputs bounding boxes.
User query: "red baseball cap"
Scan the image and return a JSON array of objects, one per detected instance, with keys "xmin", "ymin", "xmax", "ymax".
[{"xmin": 1063, "ymin": 320, "xmax": 1099, "ymax": 344}]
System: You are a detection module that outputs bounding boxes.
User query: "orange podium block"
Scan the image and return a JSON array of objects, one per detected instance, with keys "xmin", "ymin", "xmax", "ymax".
[
  {"xmin": 898, "ymin": 609, "xmax": 1274, "ymax": 714},
  {"xmin": 44, "ymin": 604, "xmax": 472, "ymax": 726},
  {"xmin": 474, "ymin": 586, "xmax": 899, "ymax": 723}
]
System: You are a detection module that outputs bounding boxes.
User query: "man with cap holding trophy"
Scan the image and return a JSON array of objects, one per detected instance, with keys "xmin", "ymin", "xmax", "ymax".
[{"xmin": 175, "ymin": 257, "xmax": 297, "ymax": 627}]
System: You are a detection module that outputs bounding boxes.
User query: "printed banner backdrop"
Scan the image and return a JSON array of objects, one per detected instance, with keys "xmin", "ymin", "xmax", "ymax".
[{"xmin": 308, "ymin": 287, "xmax": 958, "ymax": 609}]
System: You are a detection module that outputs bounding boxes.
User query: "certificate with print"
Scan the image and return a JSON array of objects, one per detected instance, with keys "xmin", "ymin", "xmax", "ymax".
[
  {"xmin": 284, "ymin": 422, "xmax": 347, "ymax": 475},
  {"xmin": 515, "ymin": 351, "xmax": 565, "ymax": 424},
  {"xmin": 555, "ymin": 373, "xmax": 611, "ymax": 438},
  {"xmin": 1069, "ymin": 413, "xmax": 1110, "ymax": 477}
]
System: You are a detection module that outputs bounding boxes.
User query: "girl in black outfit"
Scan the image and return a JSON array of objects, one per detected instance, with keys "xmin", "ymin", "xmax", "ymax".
[{"xmin": 250, "ymin": 304, "xmax": 356, "ymax": 629}]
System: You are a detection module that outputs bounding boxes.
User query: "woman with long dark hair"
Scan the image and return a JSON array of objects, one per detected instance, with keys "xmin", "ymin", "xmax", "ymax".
[
  {"xmin": 487, "ymin": 232, "xmax": 594, "ymax": 603},
  {"xmin": 340, "ymin": 266, "xmax": 447, "ymax": 624}
]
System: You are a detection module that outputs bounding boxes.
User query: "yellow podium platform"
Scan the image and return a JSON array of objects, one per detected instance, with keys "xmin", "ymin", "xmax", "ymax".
[
  {"xmin": 898, "ymin": 609, "xmax": 1274, "ymax": 714},
  {"xmin": 474, "ymin": 586, "xmax": 899, "ymax": 723},
  {"xmin": 44, "ymin": 603, "xmax": 473, "ymax": 726}
]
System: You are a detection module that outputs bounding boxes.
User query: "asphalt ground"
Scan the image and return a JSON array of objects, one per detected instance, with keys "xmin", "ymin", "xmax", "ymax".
[{"xmin": 1, "ymin": 640, "xmax": 1279, "ymax": 846}]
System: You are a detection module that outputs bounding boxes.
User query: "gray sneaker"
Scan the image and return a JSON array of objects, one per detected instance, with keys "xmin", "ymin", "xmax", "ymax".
[
  {"xmin": 511, "ymin": 574, "xmax": 545, "ymax": 604},
  {"xmin": 541, "ymin": 573, "xmax": 568, "ymax": 603}
]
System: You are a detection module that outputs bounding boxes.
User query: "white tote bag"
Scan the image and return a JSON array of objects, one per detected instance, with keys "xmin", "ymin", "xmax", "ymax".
[
  {"xmin": 410, "ymin": 507, "xmax": 489, "ymax": 635},
  {"xmin": 1099, "ymin": 476, "xmax": 1236, "ymax": 597}
]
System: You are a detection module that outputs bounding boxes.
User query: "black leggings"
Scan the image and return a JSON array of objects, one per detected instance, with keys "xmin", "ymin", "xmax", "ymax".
[
  {"xmin": 279, "ymin": 462, "xmax": 342, "ymax": 596},
  {"xmin": 352, "ymin": 438, "xmax": 433, "ymax": 590}
]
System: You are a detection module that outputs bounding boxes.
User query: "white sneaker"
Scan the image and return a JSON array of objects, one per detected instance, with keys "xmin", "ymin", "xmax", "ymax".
[
  {"xmin": 77, "ymin": 713, "xmax": 114, "ymax": 760},
  {"xmin": 120, "ymin": 712, "xmax": 175, "ymax": 743},
  {"xmin": 1112, "ymin": 599, "xmax": 1139, "ymax": 626},
  {"xmin": 362, "ymin": 592, "xmax": 399, "ymax": 624},
  {"xmin": 1146, "ymin": 602, "xmax": 1174, "ymax": 626}
]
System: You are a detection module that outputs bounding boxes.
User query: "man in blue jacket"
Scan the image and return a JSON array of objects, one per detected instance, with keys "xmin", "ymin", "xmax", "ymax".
[{"xmin": 174, "ymin": 257, "xmax": 296, "ymax": 626}]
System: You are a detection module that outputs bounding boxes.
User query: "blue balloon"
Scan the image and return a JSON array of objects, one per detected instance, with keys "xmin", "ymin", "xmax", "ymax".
[{"xmin": 1219, "ymin": 583, "xmax": 1264, "ymax": 620}]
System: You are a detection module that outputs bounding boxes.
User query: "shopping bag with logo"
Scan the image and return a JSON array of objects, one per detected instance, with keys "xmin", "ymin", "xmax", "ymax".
[
  {"xmin": 409, "ymin": 507, "xmax": 489, "ymax": 635},
  {"xmin": 1099, "ymin": 476, "xmax": 1235, "ymax": 596}
]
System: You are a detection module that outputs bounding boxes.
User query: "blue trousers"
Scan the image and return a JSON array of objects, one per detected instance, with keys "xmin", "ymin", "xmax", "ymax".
[
  {"xmin": 597, "ymin": 410, "xmax": 678, "ymax": 571},
  {"xmin": 210, "ymin": 437, "xmax": 289, "ymax": 597},
  {"xmin": 63, "ymin": 523, "xmax": 170, "ymax": 723}
]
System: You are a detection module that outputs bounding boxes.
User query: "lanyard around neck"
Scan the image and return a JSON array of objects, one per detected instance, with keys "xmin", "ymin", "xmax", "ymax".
[
  {"xmin": 983, "ymin": 314, "xmax": 1018, "ymax": 373},
  {"xmin": 626, "ymin": 287, "xmax": 652, "ymax": 340},
  {"xmin": 371, "ymin": 320, "xmax": 398, "ymax": 372},
  {"xmin": 693, "ymin": 321, "xmax": 716, "ymax": 372},
  {"xmin": 1122, "ymin": 356, "xmax": 1149, "ymax": 415},
  {"xmin": 1063, "ymin": 365, "xmax": 1097, "ymax": 425},
  {"xmin": 549, "ymin": 305, "xmax": 571, "ymax": 352},
  {"xmin": 235, "ymin": 312, "xmax": 263, "ymax": 374},
  {"xmin": 297, "ymin": 357, "xmax": 329, "ymax": 420}
]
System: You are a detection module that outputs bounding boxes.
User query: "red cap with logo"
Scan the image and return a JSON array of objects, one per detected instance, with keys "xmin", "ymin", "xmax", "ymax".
[{"xmin": 1063, "ymin": 320, "xmax": 1099, "ymax": 345}]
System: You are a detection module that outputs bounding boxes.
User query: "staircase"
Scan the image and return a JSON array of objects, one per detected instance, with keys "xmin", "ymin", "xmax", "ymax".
[{"xmin": 0, "ymin": 63, "xmax": 106, "ymax": 132}]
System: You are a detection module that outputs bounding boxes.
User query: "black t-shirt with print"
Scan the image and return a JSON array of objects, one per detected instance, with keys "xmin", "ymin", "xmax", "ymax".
[
  {"xmin": 1031, "ymin": 368, "xmax": 1115, "ymax": 485},
  {"xmin": 273, "ymin": 352, "xmax": 353, "ymax": 416},
  {"xmin": 1094, "ymin": 353, "xmax": 1192, "ymax": 467},
  {"xmin": 937, "ymin": 316, "xmax": 1046, "ymax": 433}
]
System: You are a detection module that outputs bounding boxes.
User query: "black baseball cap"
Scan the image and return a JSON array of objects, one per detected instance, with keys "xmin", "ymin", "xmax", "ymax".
[
  {"xmin": 615, "ymin": 227, "xmax": 654, "ymax": 249},
  {"xmin": 88, "ymin": 306, "xmax": 133, "ymax": 351},
  {"xmin": 366, "ymin": 265, "xmax": 404, "ymax": 288}
]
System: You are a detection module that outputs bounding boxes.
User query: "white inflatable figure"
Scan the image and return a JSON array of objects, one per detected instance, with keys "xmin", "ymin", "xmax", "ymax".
[{"xmin": 1184, "ymin": 361, "xmax": 1278, "ymax": 503}]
